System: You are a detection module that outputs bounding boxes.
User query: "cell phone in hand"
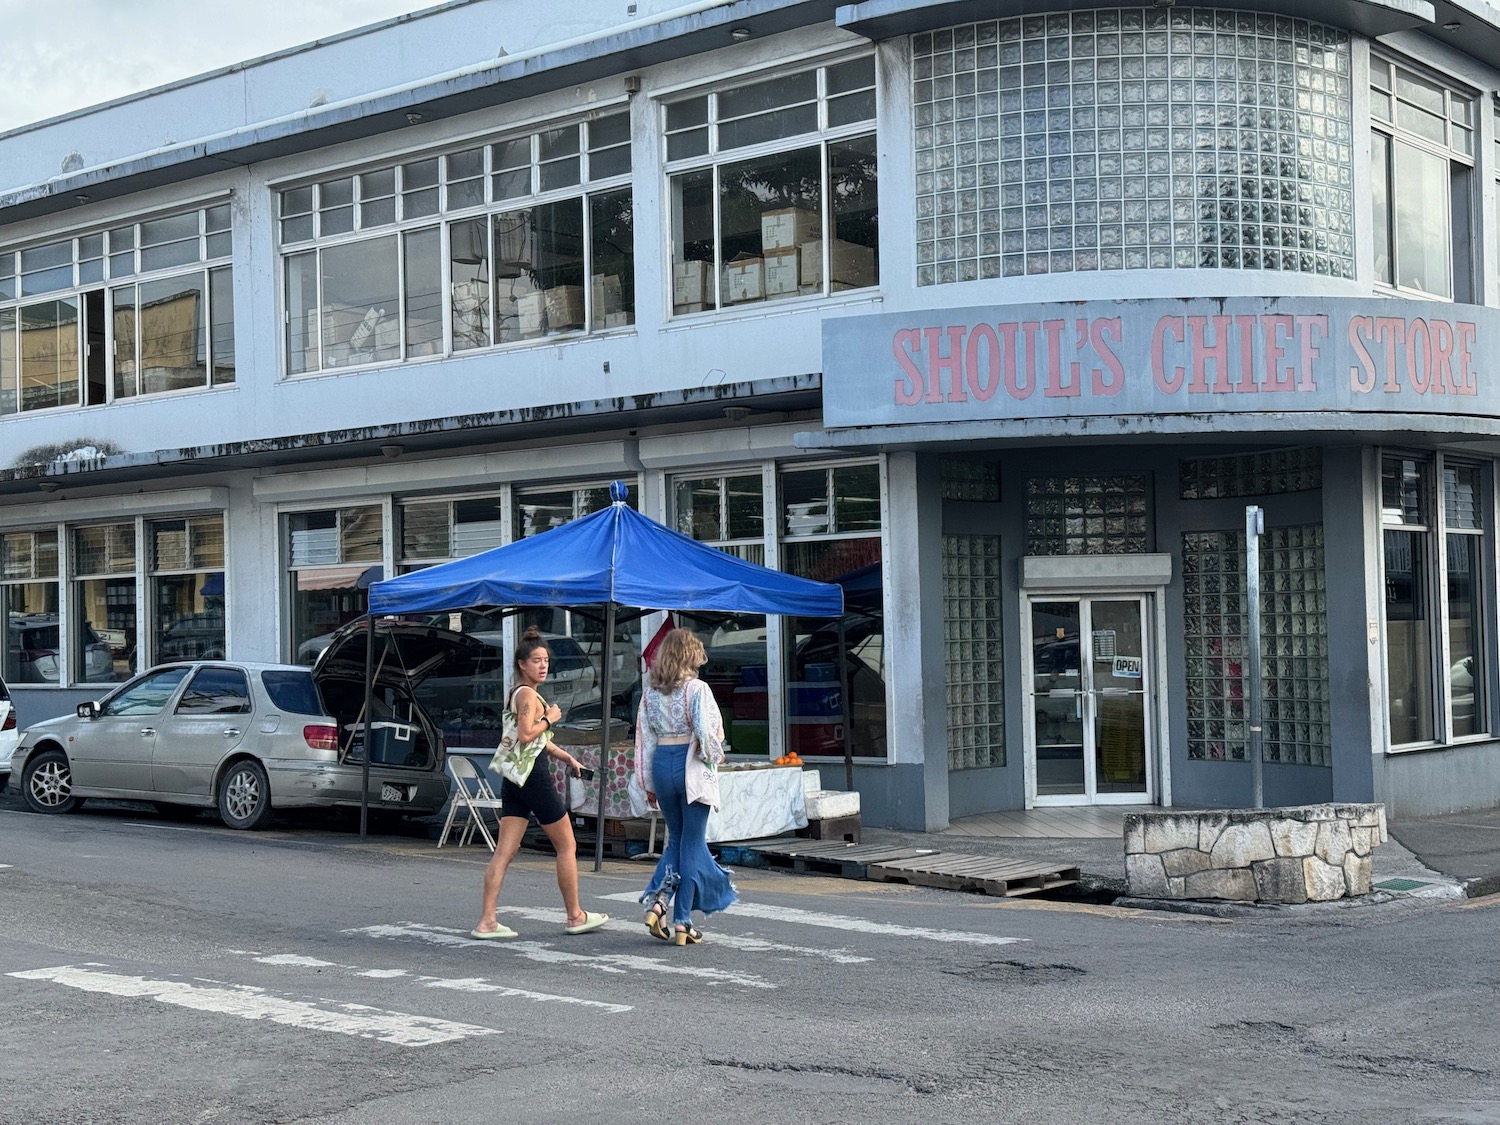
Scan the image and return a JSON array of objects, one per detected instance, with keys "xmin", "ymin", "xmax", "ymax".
[{"xmin": 573, "ymin": 766, "xmax": 596, "ymax": 781}]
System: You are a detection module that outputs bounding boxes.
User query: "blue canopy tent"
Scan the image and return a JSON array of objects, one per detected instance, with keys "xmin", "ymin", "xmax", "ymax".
[{"xmin": 361, "ymin": 483, "xmax": 844, "ymax": 868}]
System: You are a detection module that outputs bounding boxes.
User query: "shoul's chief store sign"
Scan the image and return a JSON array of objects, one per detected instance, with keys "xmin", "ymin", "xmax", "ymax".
[{"xmin": 821, "ymin": 297, "xmax": 1491, "ymax": 429}]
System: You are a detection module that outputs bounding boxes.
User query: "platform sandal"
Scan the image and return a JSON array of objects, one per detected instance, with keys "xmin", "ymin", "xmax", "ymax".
[
  {"xmin": 645, "ymin": 899, "xmax": 671, "ymax": 942},
  {"xmin": 673, "ymin": 924, "xmax": 703, "ymax": 946}
]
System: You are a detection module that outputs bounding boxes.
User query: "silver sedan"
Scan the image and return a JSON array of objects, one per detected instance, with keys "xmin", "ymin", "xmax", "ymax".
[{"xmin": 12, "ymin": 660, "xmax": 450, "ymax": 829}]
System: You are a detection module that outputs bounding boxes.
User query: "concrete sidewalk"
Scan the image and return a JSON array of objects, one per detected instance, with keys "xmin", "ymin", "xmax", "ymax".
[
  {"xmin": 1386, "ymin": 806, "xmax": 1500, "ymax": 898},
  {"xmin": 853, "ymin": 804, "xmax": 1500, "ymax": 905}
]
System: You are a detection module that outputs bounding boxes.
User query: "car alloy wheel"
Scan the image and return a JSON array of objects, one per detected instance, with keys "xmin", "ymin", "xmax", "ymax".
[
  {"xmin": 217, "ymin": 759, "xmax": 274, "ymax": 830},
  {"xmin": 23, "ymin": 749, "xmax": 82, "ymax": 814}
]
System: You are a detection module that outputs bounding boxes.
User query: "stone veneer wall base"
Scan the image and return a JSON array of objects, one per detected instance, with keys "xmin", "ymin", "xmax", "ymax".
[{"xmin": 1123, "ymin": 804, "xmax": 1387, "ymax": 903}]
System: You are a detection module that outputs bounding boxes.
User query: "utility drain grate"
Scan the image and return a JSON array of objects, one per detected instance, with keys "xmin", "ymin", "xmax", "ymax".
[{"xmin": 1373, "ymin": 878, "xmax": 1432, "ymax": 891}]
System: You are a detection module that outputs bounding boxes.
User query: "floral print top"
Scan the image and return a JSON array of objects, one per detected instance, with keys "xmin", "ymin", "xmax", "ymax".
[{"xmin": 633, "ymin": 675, "xmax": 726, "ymax": 784}]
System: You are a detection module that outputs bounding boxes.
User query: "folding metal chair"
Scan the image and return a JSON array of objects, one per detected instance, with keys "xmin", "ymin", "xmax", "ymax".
[{"xmin": 437, "ymin": 755, "xmax": 504, "ymax": 850}]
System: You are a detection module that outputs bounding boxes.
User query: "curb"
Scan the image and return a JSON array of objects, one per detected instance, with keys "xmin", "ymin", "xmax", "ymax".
[{"xmin": 1462, "ymin": 874, "xmax": 1500, "ymax": 899}]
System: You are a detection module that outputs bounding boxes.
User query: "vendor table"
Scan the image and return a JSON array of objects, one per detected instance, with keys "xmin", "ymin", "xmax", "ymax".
[
  {"xmin": 706, "ymin": 765, "xmax": 808, "ymax": 843},
  {"xmin": 454, "ymin": 749, "xmax": 808, "ymax": 844}
]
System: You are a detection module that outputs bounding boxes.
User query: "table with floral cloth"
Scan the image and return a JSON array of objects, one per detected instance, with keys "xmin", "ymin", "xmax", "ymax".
[{"xmin": 549, "ymin": 742, "xmax": 637, "ymax": 818}]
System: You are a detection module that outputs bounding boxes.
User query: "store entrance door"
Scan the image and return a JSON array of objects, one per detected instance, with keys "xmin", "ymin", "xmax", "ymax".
[{"xmin": 1027, "ymin": 595, "xmax": 1155, "ymax": 806}]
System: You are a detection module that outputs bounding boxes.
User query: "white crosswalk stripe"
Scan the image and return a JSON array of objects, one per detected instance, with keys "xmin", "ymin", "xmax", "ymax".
[
  {"xmin": 597, "ymin": 892, "xmax": 1028, "ymax": 947},
  {"xmin": 496, "ymin": 904, "xmax": 871, "ymax": 963},
  {"xmin": 241, "ymin": 950, "xmax": 632, "ymax": 1013},
  {"xmin": 346, "ymin": 922, "xmax": 778, "ymax": 989},
  {"xmin": 8, "ymin": 964, "xmax": 501, "ymax": 1046}
]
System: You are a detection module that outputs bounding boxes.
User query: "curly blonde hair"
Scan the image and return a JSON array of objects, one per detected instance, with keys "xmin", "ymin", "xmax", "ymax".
[{"xmin": 649, "ymin": 628, "xmax": 706, "ymax": 693}]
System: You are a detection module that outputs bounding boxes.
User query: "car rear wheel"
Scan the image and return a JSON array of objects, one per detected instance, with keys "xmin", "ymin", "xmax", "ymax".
[
  {"xmin": 217, "ymin": 760, "xmax": 274, "ymax": 830},
  {"xmin": 23, "ymin": 748, "xmax": 83, "ymax": 814}
]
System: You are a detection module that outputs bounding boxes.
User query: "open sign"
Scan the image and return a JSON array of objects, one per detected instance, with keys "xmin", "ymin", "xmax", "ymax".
[{"xmin": 1112, "ymin": 656, "xmax": 1142, "ymax": 679}]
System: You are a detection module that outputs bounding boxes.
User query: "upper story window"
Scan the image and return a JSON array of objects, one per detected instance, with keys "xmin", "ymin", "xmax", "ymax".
[
  {"xmin": 665, "ymin": 56, "xmax": 879, "ymax": 315},
  {"xmin": 1371, "ymin": 56, "xmax": 1475, "ymax": 301},
  {"xmin": 279, "ymin": 111, "xmax": 634, "ymax": 375},
  {"xmin": 0, "ymin": 204, "xmax": 234, "ymax": 415}
]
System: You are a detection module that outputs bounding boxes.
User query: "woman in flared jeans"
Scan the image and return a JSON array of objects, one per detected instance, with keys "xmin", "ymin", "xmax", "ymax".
[{"xmin": 635, "ymin": 629, "xmax": 736, "ymax": 946}]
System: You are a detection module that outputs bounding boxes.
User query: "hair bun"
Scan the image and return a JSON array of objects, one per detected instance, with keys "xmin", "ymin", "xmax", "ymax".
[{"xmin": 522, "ymin": 624, "xmax": 543, "ymax": 640}]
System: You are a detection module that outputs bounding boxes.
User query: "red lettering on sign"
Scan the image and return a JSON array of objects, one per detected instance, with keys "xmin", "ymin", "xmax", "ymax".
[
  {"xmin": 1348, "ymin": 316, "xmax": 1377, "ymax": 393},
  {"xmin": 1428, "ymin": 319, "xmax": 1453, "ymax": 394},
  {"xmin": 1262, "ymin": 314, "xmax": 1295, "ymax": 391},
  {"xmin": 965, "ymin": 323, "xmax": 1001, "ymax": 402},
  {"xmin": 922, "ymin": 326, "xmax": 965, "ymax": 403},
  {"xmin": 1091, "ymin": 317, "xmax": 1125, "ymax": 395},
  {"xmin": 1455, "ymin": 321, "xmax": 1478, "ymax": 395},
  {"xmin": 1295, "ymin": 315, "xmax": 1327, "ymax": 391},
  {"xmin": 1152, "ymin": 317, "xmax": 1184, "ymax": 393},
  {"xmin": 1043, "ymin": 320, "xmax": 1077, "ymax": 397},
  {"xmin": 1407, "ymin": 318, "xmax": 1433, "ymax": 393},
  {"xmin": 1000, "ymin": 322, "xmax": 1030, "ymax": 399},
  {"xmin": 893, "ymin": 329, "xmax": 923, "ymax": 405},
  {"xmin": 1186, "ymin": 315, "xmax": 1232, "ymax": 393},
  {"xmin": 1234, "ymin": 315, "xmax": 1260, "ymax": 392},
  {"xmin": 1374, "ymin": 318, "xmax": 1406, "ymax": 393}
]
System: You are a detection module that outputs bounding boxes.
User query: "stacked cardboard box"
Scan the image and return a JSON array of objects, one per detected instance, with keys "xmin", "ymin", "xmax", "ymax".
[
  {"xmin": 591, "ymin": 274, "xmax": 624, "ymax": 318},
  {"xmin": 673, "ymin": 259, "xmax": 710, "ymax": 313},
  {"xmin": 517, "ymin": 291, "xmax": 547, "ymax": 337},
  {"xmin": 800, "ymin": 238, "xmax": 878, "ymax": 291},
  {"xmin": 545, "ymin": 285, "xmax": 585, "ymax": 331},
  {"xmin": 722, "ymin": 252, "xmax": 764, "ymax": 304},
  {"xmin": 763, "ymin": 248, "xmax": 801, "ymax": 297},
  {"xmin": 761, "ymin": 206, "xmax": 821, "ymax": 252}
]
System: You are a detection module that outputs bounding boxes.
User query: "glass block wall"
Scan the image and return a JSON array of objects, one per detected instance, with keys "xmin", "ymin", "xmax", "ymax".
[
  {"xmin": 912, "ymin": 7, "xmax": 1354, "ymax": 283},
  {"xmin": 944, "ymin": 534, "xmax": 1005, "ymax": 769},
  {"xmin": 1179, "ymin": 447, "xmax": 1322, "ymax": 499},
  {"xmin": 1183, "ymin": 525, "xmax": 1330, "ymax": 765},
  {"xmin": 1025, "ymin": 474, "xmax": 1150, "ymax": 555},
  {"xmin": 941, "ymin": 456, "xmax": 1001, "ymax": 501}
]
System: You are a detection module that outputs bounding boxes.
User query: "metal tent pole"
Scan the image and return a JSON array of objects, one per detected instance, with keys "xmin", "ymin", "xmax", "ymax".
[
  {"xmin": 1246, "ymin": 505, "xmax": 1265, "ymax": 810},
  {"xmin": 360, "ymin": 614, "xmax": 374, "ymax": 837},
  {"xmin": 838, "ymin": 615, "xmax": 853, "ymax": 792},
  {"xmin": 592, "ymin": 602, "xmax": 616, "ymax": 873}
]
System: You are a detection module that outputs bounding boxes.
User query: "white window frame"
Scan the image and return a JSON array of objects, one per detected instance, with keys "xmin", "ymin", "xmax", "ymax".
[
  {"xmin": 275, "ymin": 106, "xmax": 634, "ymax": 377},
  {"xmin": 0, "ymin": 201, "xmax": 234, "ymax": 415},
  {"xmin": 1370, "ymin": 52, "xmax": 1476, "ymax": 302},
  {"xmin": 661, "ymin": 51, "xmax": 879, "ymax": 317},
  {"xmin": 1379, "ymin": 450, "xmax": 1491, "ymax": 751}
]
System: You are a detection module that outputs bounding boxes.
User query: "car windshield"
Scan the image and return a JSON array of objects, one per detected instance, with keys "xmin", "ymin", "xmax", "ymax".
[
  {"xmin": 262, "ymin": 670, "xmax": 325, "ymax": 715},
  {"xmin": 545, "ymin": 639, "xmax": 590, "ymax": 673}
]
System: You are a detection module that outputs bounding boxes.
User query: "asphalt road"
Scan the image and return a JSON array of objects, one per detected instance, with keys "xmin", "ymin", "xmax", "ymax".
[{"xmin": 2, "ymin": 791, "xmax": 1498, "ymax": 1125}]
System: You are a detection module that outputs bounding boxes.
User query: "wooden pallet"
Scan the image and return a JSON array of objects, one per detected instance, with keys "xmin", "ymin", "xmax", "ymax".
[
  {"xmin": 866, "ymin": 853, "xmax": 1081, "ymax": 897},
  {"xmin": 746, "ymin": 837, "xmax": 939, "ymax": 879}
]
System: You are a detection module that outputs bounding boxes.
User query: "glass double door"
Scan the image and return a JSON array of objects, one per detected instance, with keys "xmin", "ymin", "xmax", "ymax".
[{"xmin": 1028, "ymin": 595, "xmax": 1154, "ymax": 805}]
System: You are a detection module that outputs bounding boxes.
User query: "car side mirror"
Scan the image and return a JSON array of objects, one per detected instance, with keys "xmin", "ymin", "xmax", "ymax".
[{"xmin": 76, "ymin": 701, "xmax": 99, "ymax": 720}]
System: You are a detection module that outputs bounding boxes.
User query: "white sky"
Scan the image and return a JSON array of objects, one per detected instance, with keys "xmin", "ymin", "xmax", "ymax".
[{"xmin": 0, "ymin": 0, "xmax": 441, "ymax": 132}]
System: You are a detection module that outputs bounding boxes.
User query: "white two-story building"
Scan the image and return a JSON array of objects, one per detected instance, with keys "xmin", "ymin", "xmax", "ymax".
[{"xmin": 4, "ymin": 0, "xmax": 1500, "ymax": 829}]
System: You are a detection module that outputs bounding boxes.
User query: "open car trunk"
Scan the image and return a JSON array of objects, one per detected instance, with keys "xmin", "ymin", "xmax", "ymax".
[{"xmin": 313, "ymin": 619, "xmax": 498, "ymax": 768}]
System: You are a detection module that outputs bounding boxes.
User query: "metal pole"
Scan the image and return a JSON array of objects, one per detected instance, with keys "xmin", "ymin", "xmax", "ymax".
[
  {"xmin": 360, "ymin": 614, "xmax": 374, "ymax": 837},
  {"xmin": 837, "ymin": 616, "xmax": 853, "ymax": 793},
  {"xmin": 1245, "ymin": 505, "xmax": 1265, "ymax": 810},
  {"xmin": 592, "ymin": 602, "xmax": 616, "ymax": 873}
]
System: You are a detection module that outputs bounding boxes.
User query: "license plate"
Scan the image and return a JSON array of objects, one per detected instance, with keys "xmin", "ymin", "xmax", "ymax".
[{"xmin": 381, "ymin": 783, "xmax": 405, "ymax": 802}]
